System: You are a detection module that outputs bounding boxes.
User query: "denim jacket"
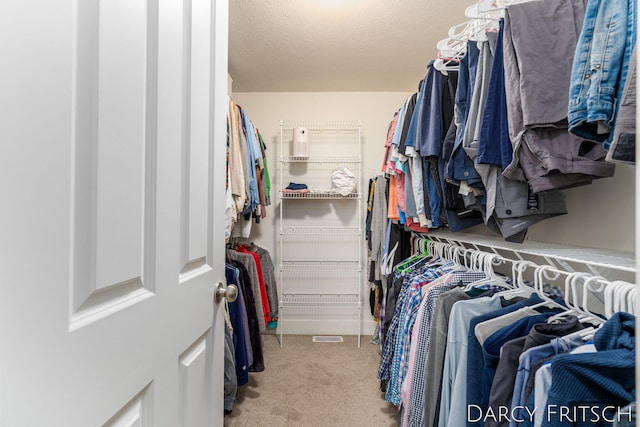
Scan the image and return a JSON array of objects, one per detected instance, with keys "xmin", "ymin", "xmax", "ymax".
[{"xmin": 568, "ymin": 0, "xmax": 637, "ymax": 148}]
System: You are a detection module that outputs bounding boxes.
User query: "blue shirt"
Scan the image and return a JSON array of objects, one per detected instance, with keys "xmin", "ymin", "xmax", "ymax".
[
  {"xmin": 418, "ymin": 61, "xmax": 447, "ymax": 157},
  {"xmin": 241, "ymin": 108, "xmax": 261, "ymax": 213},
  {"xmin": 406, "ymin": 271, "xmax": 488, "ymax": 427},
  {"xmin": 466, "ymin": 293, "xmax": 544, "ymax": 427},
  {"xmin": 509, "ymin": 333, "xmax": 585, "ymax": 427},
  {"xmin": 542, "ymin": 313, "xmax": 636, "ymax": 427},
  {"xmin": 481, "ymin": 311, "xmax": 563, "ymax": 409},
  {"xmin": 438, "ymin": 295, "xmax": 503, "ymax": 427}
]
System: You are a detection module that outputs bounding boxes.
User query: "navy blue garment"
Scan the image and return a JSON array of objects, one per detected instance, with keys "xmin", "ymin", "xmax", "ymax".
[
  {"xmin": 447, "ymin": 41, "xmax": 483, "ymax": 186},
  {"xmin": 227, "ymin": 259, "xmax": 265, "ymax": 372},
  {"xmin": 441, "ymin": 119, "xmax": 485, "ymax": 231},
  {"xmin": 397, "ymin": 92, "xmax": 418, "ymax": 155},
  {"xmin": 424, "ymin": 156, "xmax": 447, "ymax": 228},
  {"xmin": 542, "ymin": 312, "xmax": 636, "ymax": 427},
  {"xmin": 466, "ymin": 293, "xmax": 544, "ymax": 427},
  {"xmin": 412, "ymin": 62, "xmax": 448, "ymax": 227},
  {"xmin": 477, "ymin": 19, "xmax": 513, "ymax": 169},
  {"xmin": 441, "ymin": 71, "xmax": 458, "ymax": 150},
  {"xmin": 225, "ymin": 265, "xmax": 250, "ymax": 386},
  {"xmin": 481, "ymin": 311, "xmax": 564, "ymax": 408},
  {"xmin": 285, "ymin": 182, "xmax": 308, "ymax": 190},
  {"xmin": 418, "ymin": 61, "xmax": 447, "ymax": 157},
  {"xmin": 405, "ymin": 66, "xmax": 431, "ymax": 155}
]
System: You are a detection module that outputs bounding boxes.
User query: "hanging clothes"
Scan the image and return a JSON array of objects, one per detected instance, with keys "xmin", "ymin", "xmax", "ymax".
[
  {"xmin": 374, "ymin": 0, "xmax": 636, "ymax": 245},
  {"xmin": 226, "ymin": 258, "xmax": 265, "ymax": 372},
  {"xmin": 226, "ymin": 99, "xmax": 271, "ymax": 240},
  {"xmin": 606, "ymin": 45, "xmax": 637, "ymax": 165},
  {"xmin": 567, "ymin": 0, "xmax": 637, "ymax": 149},
  {"xmin": 224, "ymin": 264, "xmax": 250, "ymax": 386},
  {"xmin": 255, "ymin": 246, "xmax": 279, "ymax": 324},
  {"xmin": 237, "ymin": 245, "xmax": 271, "ymax": 327},
  {"xmin": 501, "ymin": 0, "xmax": 615, "ymax": 193}
]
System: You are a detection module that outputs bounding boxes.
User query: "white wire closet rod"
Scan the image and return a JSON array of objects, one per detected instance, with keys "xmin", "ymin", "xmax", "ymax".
[
  {"xmin": 280, "ymin": 192, "xmax": 359, "ymax": 199},
  {"xmin": 280, "ymin": 260, "xmax": 361, "ymax": 272},
  {"xmin": 426, "ymin": 231, "xmax": 636, "ymax": 274},
  {"xmin": 280, "ymin": 120, "xmax": 361, "ymax": 132},
  {"xmin": 280, "ymin": 155, "xmax": 362, "ymax": 164}
]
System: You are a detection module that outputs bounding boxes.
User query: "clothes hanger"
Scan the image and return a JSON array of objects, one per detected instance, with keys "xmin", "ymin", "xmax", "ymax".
[
  {"xmin": 464, "ymin": 252, "xmax": 511, "ymax": 290},
  {"xmin": 473, "ymin": 19, "xmax": 501, "ymax": 41},
  {"xmin": 579, "ymin": 275, "xmax": 608, "ymax": 325},
  {"xmin": 438, "ymin": 38, "xmax": 467, "ymax": 55},
  {"xmin": 463, "ymin": 248, "xmax": 476, "ymax": 270},
  {"xmin": 477, "ymin": 0, "xmax": 507, "ymax": 13},
  {"xmin": 617, "ymin": 282, "xmax": 635, "ymax": 314},
  {"xmin": 604, "ymin": 280, "xmax": 627, "ymax": 318},
  {"xmin": 534, "ymin": 265, "xmax": 564, "ymax": 296},
  {"xmin": 605, "ymin": 280, "xmax": 635, "ymax": 317},
  {"xmin": 380, "ymin": 241, "xmax": 399, "ymax": 277},
  {"xmin": 525, "ymin": 265, "xmax": 568, "ymax": 312},
  {"xmin": 546, "ymin": 271, "xmax": 590, "ymax": 323},
  {"xmin": 562, "ymin": 273, "xmax": 607, "ymax": 325},
  {"xmin": 394, "ymin": 239, "xmax": 430, "ymax": 273},
  {"xmin": 627, "ymin": 287, "xmax": 638, "ymax": 316},
  {"xmin": 448, "ymin": 19, "xmax": 486, "ymax": 42},
  {"xmin": 433, "ymin": 57, "xmax": 460, "ymax": 75},
  {"xmin": 497, "ymin": 259, "xmax": 537, "ymax": 298}
]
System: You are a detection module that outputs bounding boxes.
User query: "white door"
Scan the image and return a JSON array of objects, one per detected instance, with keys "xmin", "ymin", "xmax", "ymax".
[{"xmin": 0, "ymin": 0, "xmax": 229, "ymax": 425}]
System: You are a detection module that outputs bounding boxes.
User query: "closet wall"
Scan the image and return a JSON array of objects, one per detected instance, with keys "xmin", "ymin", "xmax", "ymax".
[
  {"xmin": 231, "ymin": 90, "xmax": 636, "ymax": 335},
  {"xmin": 232, "ymin": 91, "xmax": 410, "ymax": 335}
]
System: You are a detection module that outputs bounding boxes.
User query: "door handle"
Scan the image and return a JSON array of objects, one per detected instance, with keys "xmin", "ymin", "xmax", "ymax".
[{"xmin": 214, "ymin": 282, "xmax": 238, "ymax": 304}]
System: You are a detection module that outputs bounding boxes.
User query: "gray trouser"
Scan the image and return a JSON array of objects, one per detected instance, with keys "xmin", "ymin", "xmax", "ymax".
[
  {"xmin": 224, "ymin": 324, "xmax": 238, "ymax": 412},
  {"xmin": 607, "ymin": 46, "xmax": 637, "ymax": 165},
  {"xmin": 502, "ymin": 0, "xmax": 615, "ymax": 192}
]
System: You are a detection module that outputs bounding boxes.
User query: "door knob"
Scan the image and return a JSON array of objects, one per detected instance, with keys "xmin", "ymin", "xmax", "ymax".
[{"xmin": 215, "ymin": 282, "xmax": 238, "ymax": 304}]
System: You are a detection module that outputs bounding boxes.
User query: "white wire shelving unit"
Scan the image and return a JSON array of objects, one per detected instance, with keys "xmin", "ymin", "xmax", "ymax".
[{"xmin": 278, "ymin": 120, "xmax": 363, "ymax": 347}]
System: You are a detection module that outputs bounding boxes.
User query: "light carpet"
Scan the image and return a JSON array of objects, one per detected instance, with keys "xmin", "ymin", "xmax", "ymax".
[{"xmin": 224, "ymin": 333, "xmax": 400, "ymax": 426}]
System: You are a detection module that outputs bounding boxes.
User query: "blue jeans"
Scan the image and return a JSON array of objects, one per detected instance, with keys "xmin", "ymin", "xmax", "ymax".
[{"xmin": 568, "ymin": 0, "xmax": 637, "ymax": 147}]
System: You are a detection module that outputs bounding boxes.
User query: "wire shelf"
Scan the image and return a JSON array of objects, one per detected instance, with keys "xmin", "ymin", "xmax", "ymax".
[
  {"xmin": 280, "ymin": 293, "xmax": 361, "ymax": 308},
  {"xmin": 281, "ymin": 156, "xmax": 361, "ymax": 164},
  {"xmin": 281, "ymin": 227, "xmax": 361, "ymax": 237},
  {"xmin": 280, "ymin": 260, "xmax": 361, "ymax": 272},
  {"xmin": 426, "ymin": 231, "xmax": 636, "ymax": 274},
  {"xmin": 280, "ymin": 120, "xmax": 361, "ymax": 132},
  {"xmin": 280, "ymin": 191, "xmax": 359, "ymax": 199}
]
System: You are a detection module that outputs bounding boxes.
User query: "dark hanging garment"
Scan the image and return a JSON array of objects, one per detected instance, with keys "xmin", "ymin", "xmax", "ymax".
[
  {"xmin": 227, "ymin": 259, "xmax": 265, "ymax": 372},
  {"xmin": 225, "ymin": 265, "xmax": 250, "ymax": 385}
]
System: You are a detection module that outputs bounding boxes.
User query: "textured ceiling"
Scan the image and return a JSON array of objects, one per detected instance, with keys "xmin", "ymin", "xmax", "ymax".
[{"xmin": 229, "ymin": 0, "xmax": 469, "ymax": 92}]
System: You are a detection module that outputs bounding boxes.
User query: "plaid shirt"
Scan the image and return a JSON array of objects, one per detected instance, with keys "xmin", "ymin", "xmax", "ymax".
[
  {"xmin": 384, "ymin": 261, "xmax": 457, "ymax": 406},
  {"xmin": 378, "ymin": 257, "xmax": 440, "ymax": 377},
  {"xmin": 405, "ymin": 271, "xmax": 488, "ymax": 427},
  {"xmin": 378, "ymin": 261, "xmax": 441, "ymax": 382},
  {"xmin": 378, "ymin": 276, "xmax": 410, "ymax": 382}
]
